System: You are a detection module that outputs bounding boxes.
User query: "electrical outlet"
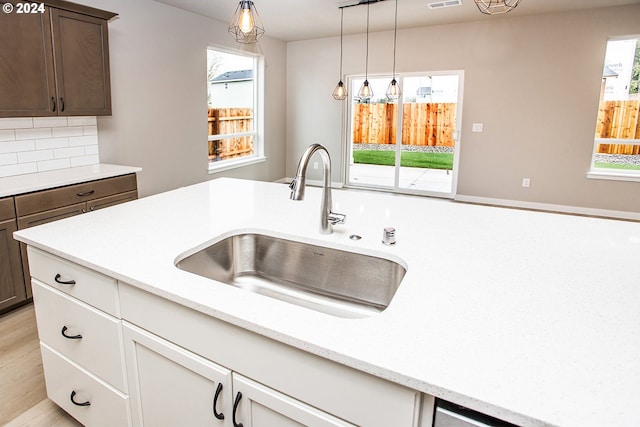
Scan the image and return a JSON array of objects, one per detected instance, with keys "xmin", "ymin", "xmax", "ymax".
[
  {"xmin": 472, "ymin": 123, "xmax": 484, "ymax": 132},
  {"xmin": 313, "ymin": 162, "xmax": 319, "ymax": 169},
  {"xmin": 522, "ymin": 178, "xmax": 531, "ymax": 188}
]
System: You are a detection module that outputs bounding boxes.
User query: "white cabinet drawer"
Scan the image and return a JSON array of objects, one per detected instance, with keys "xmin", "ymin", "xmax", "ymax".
[
  {"xmin": 40, "ymin": 344, "xmax": 130, "ymax": 427},
  {"xmin": 27, "ymin": 247, "xmax": 119, "ymax": 316},
  {"xmin": 32, "ymin": 279, "xmax": 126, "ymax": 392}
]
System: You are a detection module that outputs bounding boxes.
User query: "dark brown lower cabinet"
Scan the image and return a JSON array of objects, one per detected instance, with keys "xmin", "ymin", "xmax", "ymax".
[
  {"xmin": 1, "ymin": 173, "xmax": 137, "ymax": 312},
  {"xmin": 0, "ymin": 198, "xmax": 26, "ymax": 314}
]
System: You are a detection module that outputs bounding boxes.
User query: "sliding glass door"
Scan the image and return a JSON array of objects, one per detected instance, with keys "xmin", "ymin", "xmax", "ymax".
[{"xmin": 346, "ymin": 71, "xmax": 464, "ymax": 198}]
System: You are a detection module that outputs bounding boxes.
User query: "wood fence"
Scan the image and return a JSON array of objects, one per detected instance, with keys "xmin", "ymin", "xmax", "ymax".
[
  {"xmin": 208, "ymin": 108, "xmax": 253, "ymax": 161},
  {"xmin": 595, "ymin": 100, "xmax": 640, "ymax": 155},
  {"xmin": 352, "ymin": 103, "xmax": 456, "ymax": 147}
]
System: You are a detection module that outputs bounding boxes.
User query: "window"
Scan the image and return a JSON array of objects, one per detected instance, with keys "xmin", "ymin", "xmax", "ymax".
[
  {"xmin": 346, "ymin": 71, "xmax": 463, "ymax": 197},
  {"xmin": 207, "ymin": 48, "xmax": 264, "ymax": 172},
  {"xmin": 588, "ymin": 36, "xmax": 640, "ymax": 181}
]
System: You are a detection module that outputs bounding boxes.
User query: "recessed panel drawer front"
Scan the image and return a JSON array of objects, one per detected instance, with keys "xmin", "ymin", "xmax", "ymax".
[
  {"xmin": 40, "ymin": 343, "xmax": 130, "ymax": 427},
  {"xmin": 0, "ymin": 197, "xmax": 15, "ymax": 222},
  {"xmin": 14, "ymin": 173, "xmax": 137, "ymax": 217},
  {"xmin": 28, "ymin": 247, "xmax": 118, "ymax": 316},
  {"xmin": 32, "ymin": 279, "xmax": 126, "ymax": 392}
]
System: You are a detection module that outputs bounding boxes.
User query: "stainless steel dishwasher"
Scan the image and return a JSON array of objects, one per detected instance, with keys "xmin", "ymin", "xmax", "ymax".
[{"xmin": 434, "ymin": 400, "xmax": 520, "ymax": 427}]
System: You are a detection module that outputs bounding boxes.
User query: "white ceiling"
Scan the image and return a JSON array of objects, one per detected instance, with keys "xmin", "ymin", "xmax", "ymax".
[{"xmin": 153, "ymin": 0, "xmax": 640, "ymax": 42}]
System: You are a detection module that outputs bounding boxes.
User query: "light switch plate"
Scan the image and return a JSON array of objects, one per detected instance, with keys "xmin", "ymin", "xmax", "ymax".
[{"xmin": 472, "ymin": 123, "xmax": 484, "ymax": 132}]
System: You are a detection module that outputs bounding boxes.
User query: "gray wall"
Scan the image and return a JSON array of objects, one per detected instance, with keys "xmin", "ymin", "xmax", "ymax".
[
  {"xmin": 286, "ymin": 5, "xmax": 640, "ymax": 215},
  {"xmin": 76, "ymin": 0, "xmax": 287, "ymax": 197}
]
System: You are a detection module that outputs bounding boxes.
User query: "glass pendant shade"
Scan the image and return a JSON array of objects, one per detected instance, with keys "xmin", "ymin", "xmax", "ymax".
[
  {"xmin": 229, "ymin": 1, "xmax": 265, "ymax": 44},
  {"xmin": 333, "ymin": 81, "xmax": 347, "ymax": 100},
  {"xmin": 474, "ymin": 0, "xmax": 520, "ymax": 15},
  {"xmin": 358, "ymin": 80, "xmax": 373, "ymax": 100},
  {"xmin": 385, "ymin": 79, "xmax": 401, "ymax": 102}
]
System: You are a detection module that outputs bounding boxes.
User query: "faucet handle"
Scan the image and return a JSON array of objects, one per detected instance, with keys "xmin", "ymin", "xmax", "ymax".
[
  {"xmin": 328, "ymin": 211, "xmax": 346, "ymax": 225},
  {"xmin": 288, "ymin": 179, "xmax": 296, "ymax": 190}
]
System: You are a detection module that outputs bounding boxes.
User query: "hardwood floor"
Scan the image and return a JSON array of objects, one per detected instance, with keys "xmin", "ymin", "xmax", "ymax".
[{"xmin": 0, "ymin": 304, "xmax": 81, "ymax": 427}]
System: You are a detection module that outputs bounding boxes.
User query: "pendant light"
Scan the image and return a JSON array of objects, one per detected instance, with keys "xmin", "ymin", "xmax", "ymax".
[
  {"xmin": 474, "ymin": 0, "xmax": 520, "ymax": 15},
  {"xmin": 385, "ymin": 0, "xmax": 401, "ymax": 102},
  {"xmin": 332, "ymin": 8, "xmax": 348, "ymax": 100},
  {"xmin": 357, "ymin": 1, "xmax": 373, "ymax": 101},
  {"xmin": 229, "ymin": 1, "xmax": 265, "ymax": 44}
]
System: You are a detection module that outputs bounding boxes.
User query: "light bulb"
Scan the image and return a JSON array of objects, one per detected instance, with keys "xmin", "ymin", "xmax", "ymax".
[
  {"xmin": 238, "ymin": 6, "xmax": 255, "ymax": 33},
  {"xmin": 385, "ymin": 79, "xmax": 401, "ymax": 102}
]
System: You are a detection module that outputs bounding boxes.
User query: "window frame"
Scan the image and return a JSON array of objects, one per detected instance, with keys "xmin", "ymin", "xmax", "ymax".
[
  {"xmin": 207, "ymin": 46, "xmax": 266, "ymax": 174},
  {"xmin": 587, "ymin": 35, "xmax": 640, "ymax": 182}
]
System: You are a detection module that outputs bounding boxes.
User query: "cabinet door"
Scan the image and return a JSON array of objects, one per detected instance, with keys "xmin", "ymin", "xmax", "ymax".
[
  {"xmin": 50, "ymin": 8, "xmax": 112, "ymax": 116},
  {"xmin": 232, "ymin": 374, "xmax": 357, "ymax": 427},
  {"xmin": 0, "ymin": 3, "xmax": 56, "ymax": 117},
  {"xmin": 0, "ymin": 218, "xmax": 26, "ymax": 312},
  {"xmin": 123, "ymin": 322, "xmax": 232, "ymax": 427}
]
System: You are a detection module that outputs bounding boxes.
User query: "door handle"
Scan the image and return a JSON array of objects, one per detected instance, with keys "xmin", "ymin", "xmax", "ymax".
[
  {"xmin": 213, "ymin": 382, "xmax": 224, "ymax": 420},
  {"xmin": 61, "ymin": 326, "xmax": 83, "ymax": 340},
  {"xmin": 232, "ymin": 392, "xmax": 243, "ymax": 427}
]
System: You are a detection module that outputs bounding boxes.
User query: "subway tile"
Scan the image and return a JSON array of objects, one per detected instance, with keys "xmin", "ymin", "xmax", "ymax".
[
  {"xmin": 0, "ymin": 130, "xmax": 15, "ymax": 142},
  {"xmin": 69, "ymin": 135, "xmax": 98, "ymax": 147},
  {"xmin": 18, "ymin": 150, "xmax": 54, "ymax": 163},
  {"xmin": 0, "ymin": 162, "xmax": 37, "ymax": 178},
  {"xmin": 67, "ymin": 116, "xmax": 97, "ymax": 126},
  {"xmin": 36, "ymin": 137, "xmax": 69, "ymax": 150},
  {"xmin": 70, "ymin": 155, "xmax": 99, "ymax": 167},
  {"xmin": 54, "ymin": 146, "xmax": 85, "ymax": 159},
  {"xmin": 0, "ymin": 153, "xmax": 17, "ymax": 166},
  {"xmin": 33, "ymin": 117, "xmax": 69, "ymax": 128},
  {"xmin": 83, "ymin": 125, "xmax": 98, "ymax": 136},
  {"xmin": 0, "ymin": 140, "xmax": 35, "ymax": 154},
  {"xmin": 0, "ymin": 118, "xmax": 33, "ymax": 130},
  {"xmin": 37, "ymin": 158, "xmax": 70, "ymax": 172},
  {"xmin": 52, "ymin": 126, "xmax": 84, "ymax": 138},
  {"xmin": 84, "ymin": 145, "xmax": 100, "ymax": 156},
  {"xmin": 15, "ymin": 127, "xmax": 52, "ymax": 140}
]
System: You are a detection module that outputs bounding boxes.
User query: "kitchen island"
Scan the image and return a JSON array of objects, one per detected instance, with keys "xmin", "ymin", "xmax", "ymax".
[{"xmin": 14, "ymin": 178, "xmax": 640, "ymax": 427}]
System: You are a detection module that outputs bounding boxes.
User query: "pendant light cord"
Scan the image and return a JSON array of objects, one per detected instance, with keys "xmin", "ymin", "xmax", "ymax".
[
  {"xmin": 364, "ymin": 1, "xmax": 370, "ymax": 80},
  {"xmin": 339, "ymin": 8, "xmax": 344, "ymax": 79},
  {"xmin": 392, "ymin": 0, "xmax": 398, "ymax": 79}
]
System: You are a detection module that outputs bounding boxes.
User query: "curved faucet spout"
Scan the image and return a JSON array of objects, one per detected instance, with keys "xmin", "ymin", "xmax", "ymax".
[{"xmin": 290, "ymin": 144, "xmax": 346, "ymax": 234}]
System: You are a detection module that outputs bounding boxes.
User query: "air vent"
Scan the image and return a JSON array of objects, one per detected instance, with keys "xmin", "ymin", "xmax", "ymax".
[{"xmin": 427, "ymin": 0, "xmax": 462, "ymax": 9}]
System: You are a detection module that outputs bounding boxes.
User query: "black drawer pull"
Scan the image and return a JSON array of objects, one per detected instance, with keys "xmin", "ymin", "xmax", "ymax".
[
  {"xmin": 213, "ymin": 382, "xmax": 224, "ymax": 420},
  {"xmin": 54, "ymin": 274, "xmax": 76, "ymax": 285},
  {"xmin": 61, "ymin": 326, "xmax": 82, "ymax": 340},
  {"xmin": 232, "ymin": 392, "xmax": 243, "ymax": 427},
  {"xmin": 51, "ymin": 96, "xmax": 56, "ymax": 112},
  {"xmin": 76, "ymin": 190, "xmax": 95, "ymax": 197},
  {"xmin": 60, "ymin": 97, "xmax": 65, "ymax": 112},
  {"xmin": 70, "ymin": 390, "xmax": 91, "ymax": 407}
]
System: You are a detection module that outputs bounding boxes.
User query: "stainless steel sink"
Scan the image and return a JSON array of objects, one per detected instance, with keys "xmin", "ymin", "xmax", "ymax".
[{"xmin": 175, "ymin": 233, "xmax": 406, "ymax": 318}]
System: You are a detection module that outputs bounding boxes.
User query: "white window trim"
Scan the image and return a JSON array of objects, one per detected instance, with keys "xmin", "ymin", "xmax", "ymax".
[
  {"xmin": 588, "ymin": 138, "xmax": 640, "ymax": 182},
  {"xmin": 206, "ymin": 45, "xmax": 265, "ymax": 174}
]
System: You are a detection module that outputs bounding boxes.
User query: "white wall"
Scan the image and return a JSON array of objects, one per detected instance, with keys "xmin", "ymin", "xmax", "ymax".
[
  {"xmin": 286, "ymin": 4, "xmax": 640, "ymax": 215},
  {"xmin": 75, "ymin": 0, "xmax": 287, "ymax": 197}
]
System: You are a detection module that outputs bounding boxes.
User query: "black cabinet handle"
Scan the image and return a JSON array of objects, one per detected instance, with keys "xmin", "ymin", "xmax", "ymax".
[
  {"xmin": 51, "ymin": 96, "xmax": 56, "ymax": 112},
  {"xmin": 54, "ymin": 274, "xmax": 76, "ymax": 285},
  {"xmin": 76, "ymin": 190, "xmax": 95, "ymax": 197},
  {"xmin": 60, "ymin": 97, "xmax": 65, "ymax": 112},
  {"xmin": 70, "ymin": 390, "xmax": 91, "ymax": 407},
  {"xmin": 232, "ymin": 392, "xmax": 243, "ymax": 427},
  {"xmin": 213, "ymin": 382, "xmax": 224, "ymax": 420},
  {"xmin": 61, "ymin": 326, "xmax": 82, "ymax": 340}
]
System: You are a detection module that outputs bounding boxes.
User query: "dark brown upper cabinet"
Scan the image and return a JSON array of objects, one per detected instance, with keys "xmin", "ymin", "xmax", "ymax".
[{"xmin": 0, "ymin": 1, "xmax": 117, "ymax": 117}]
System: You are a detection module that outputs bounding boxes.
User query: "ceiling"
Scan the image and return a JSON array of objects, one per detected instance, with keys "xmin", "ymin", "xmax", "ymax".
[{"xmin": 153, "ymin": 0, "xmax": 640, "ymax": 42}]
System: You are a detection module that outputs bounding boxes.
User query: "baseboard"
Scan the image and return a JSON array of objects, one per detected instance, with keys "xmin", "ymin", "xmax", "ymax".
[{"xmin": 454, "ymin": 194, "xmax": 640, "ymax": 222}]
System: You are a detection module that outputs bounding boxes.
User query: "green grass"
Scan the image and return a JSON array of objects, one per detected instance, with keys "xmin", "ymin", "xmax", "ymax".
[
  {"xmin": 594, "ymin": 162, "xmax": 640, "ymax": 171},
  {"xmin": 353, "ymin": 150, "xmax": 453, "ymax": 170}
]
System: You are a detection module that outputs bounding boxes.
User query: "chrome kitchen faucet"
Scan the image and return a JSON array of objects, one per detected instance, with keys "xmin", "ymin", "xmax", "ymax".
[{"xmin": 290, "ymin": 144, "xmax": 346, "ymax": 234}]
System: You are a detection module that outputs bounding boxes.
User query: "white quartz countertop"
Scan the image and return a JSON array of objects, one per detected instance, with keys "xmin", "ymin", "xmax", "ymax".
[
  {"xmin": 13, "ymin": 178, "xmax": 640, "ymax": 427},
  {"xmin": 0, "ymin": 163, "xmax": 142, "ymax": 198}
]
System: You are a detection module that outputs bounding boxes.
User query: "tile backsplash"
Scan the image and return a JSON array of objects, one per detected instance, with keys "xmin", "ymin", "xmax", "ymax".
[{"xmin": 0, "ymin": 116, "xmax": 100, "ymax": 178}]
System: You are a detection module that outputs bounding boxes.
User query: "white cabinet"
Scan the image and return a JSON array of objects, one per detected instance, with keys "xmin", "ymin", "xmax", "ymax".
[
  {"xmin": 233, "ymin": 374, "xmax": 356, "ymax": 427},
  {"xmin": 123, "ymin": 322, "xmax": 232, "ymax": 427},
  {"xmin": 29, "ymin": 247, "xmax": 130, "ymax": 426}
]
